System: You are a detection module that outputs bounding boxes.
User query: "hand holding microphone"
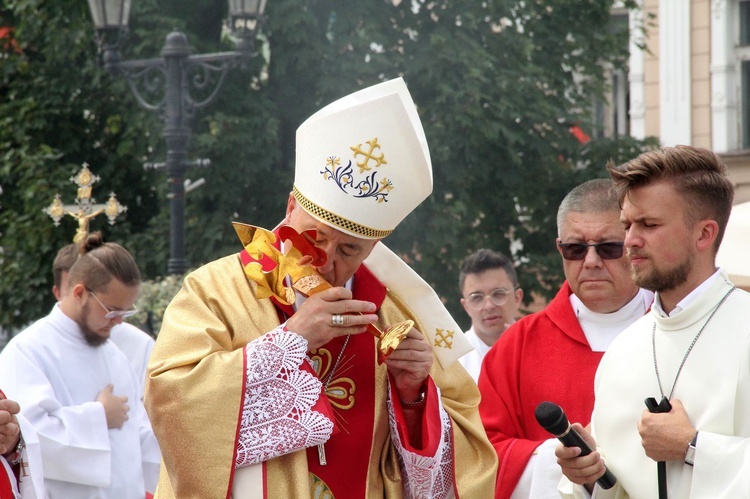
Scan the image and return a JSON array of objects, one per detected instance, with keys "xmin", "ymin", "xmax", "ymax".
[{"xmin": 535, "ymin": 401, "xmax": 617, "ymax": 490}]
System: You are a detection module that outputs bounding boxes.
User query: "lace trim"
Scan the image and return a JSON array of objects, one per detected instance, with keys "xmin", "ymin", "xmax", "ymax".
[
  {"xmin": 235, "ymin": 327, "xmax": 334, "ymax": 468},
  {"xmin": 388, "ymin": 385, "xmax": 455, "ymax": 499}
]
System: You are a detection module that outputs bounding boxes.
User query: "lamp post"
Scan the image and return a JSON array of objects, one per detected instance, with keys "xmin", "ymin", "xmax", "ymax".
[{"xmin": 87, "ymin": 0, "xmax": 267, "ymax": 275}]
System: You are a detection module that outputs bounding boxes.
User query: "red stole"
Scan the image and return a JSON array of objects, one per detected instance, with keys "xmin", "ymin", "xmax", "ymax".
[
  {"xmin": 303, "ymin": 264, "xmax": 386, "ymax": 497},
  {"xmin": 0, "ymin": 465, "xmax": 14, "ymax": 499}
]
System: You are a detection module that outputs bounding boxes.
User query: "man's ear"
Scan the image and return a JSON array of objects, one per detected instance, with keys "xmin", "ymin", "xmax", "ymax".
[
  {"xmin": 555, "ymin": 238, "xmax": 563, "ymax": 257},
  {"xmin": 695, "ymin": 219, "xmax": 719, "ymax": 252},
  {"xmin": 70, "ymin": 283, "xmax": 87, "ymax": 300},
  {"xmin": 283, "ymin": 192, "xmax": 296, "ymax": 223},
  {"xmin": 460, "ymin": 297, "xmax": 470, "ymax": 315}
]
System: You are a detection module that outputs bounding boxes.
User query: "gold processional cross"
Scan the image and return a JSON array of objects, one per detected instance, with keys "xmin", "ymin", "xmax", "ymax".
[{"xmin": 43, "ymin": 163, "xmax": 127, "ymax": 242}]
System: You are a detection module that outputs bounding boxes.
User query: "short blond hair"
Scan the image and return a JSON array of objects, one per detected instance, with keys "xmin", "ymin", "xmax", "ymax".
[{"xmin": 608, "ymin": 145, "xmax": 733, "ymax": 251}]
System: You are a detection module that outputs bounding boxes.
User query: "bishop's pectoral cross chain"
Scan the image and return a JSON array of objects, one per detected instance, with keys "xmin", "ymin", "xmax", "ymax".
[{"xmin": 316, "ymin": 334, "xmax": 351, "ymax": 466}]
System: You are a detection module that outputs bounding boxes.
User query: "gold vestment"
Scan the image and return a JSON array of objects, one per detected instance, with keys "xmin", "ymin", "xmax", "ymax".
[{"xmin": 145, "ymin": 253, "xmax": 497, "ymax": 498}]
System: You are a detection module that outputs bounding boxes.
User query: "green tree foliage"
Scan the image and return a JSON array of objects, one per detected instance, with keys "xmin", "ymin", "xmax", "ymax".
[{"xmin": 0, "ymin": 0, "xmax": 656, "ymax": 331}]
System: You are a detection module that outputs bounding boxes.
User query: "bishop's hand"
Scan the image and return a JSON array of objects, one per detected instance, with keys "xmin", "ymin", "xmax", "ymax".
[
  {"xmin": 285, "ymin": 286, "xmax": 378, "ymax": 351},
  {"xmin": 385, "ymin": 327, "xmax": 432, "ymax": 404},
  {"xmin": 0, "ymin": 397, "xmax": 20, "ymax": 456}
]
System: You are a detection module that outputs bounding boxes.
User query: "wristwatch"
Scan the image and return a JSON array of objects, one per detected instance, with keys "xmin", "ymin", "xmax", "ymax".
[
  {"xmin": 684, "ymin": 431, "xmax": 698, "ymax": 466},
  {"xmin": 401, "ymin": 389, "xmax": 426, "ymax": 409}
]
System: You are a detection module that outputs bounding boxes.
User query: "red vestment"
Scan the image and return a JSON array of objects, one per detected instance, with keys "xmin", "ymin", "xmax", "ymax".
[
  {"xmin": 0, "ymin": 460, "xmax": 13, "ymax": 498},
  {"xmin": 478, "ymin": 282, "xmax": 602, "ymax": 499},
  {"xmin": 301, "ymin": 264, "xmax": 443, "ymax": 497}
]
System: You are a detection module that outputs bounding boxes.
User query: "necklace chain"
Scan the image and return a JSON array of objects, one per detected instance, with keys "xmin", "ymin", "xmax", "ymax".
[
  {"xmin": 652, "ymin": 286, "xmax": 735, "ymax": 400},
  {"xmin": 322, "ymin": 335, "xmax": 351, "ymax": 390}
]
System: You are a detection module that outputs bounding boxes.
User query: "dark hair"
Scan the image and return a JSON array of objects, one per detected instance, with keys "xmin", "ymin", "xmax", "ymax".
[
  {"xmin": 53, "ymin": 243, "xmax": 79, "ymax": 289},
  {"xmin": 67, "ymin": 232, "xmax": 140, "ymax": 292},
  {"xmin": 459, "ymin": 249, "xmax": 518, "ymax": 292},
  {"xmin": 556, "ymin": 178, "xmax": 619, "ymax": 235},
  {"xmin": 608, "ymin": 145, "xmax": 734, "ymax": 251}
]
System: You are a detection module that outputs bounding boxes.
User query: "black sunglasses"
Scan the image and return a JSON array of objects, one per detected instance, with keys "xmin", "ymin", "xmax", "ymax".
[{"xmin": 557, "ymin": 241, "xmax": 624, "ymax": 261}]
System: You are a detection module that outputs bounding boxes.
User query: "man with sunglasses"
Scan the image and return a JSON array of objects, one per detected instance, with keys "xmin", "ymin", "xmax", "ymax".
[
  {"xmin": 479, "ymin": 178, "xmax": 654, "ymax": 498},
  {"xmin": 458, "ymin": 249, "xmax": 523, "ymax": 382},
  {"xmin": 53, "ymin": 243, "xmax": 154, "ymax": 399},
  {"xmin": 0, "ymin": 232, "xmax": 160, "ymax": 498}
]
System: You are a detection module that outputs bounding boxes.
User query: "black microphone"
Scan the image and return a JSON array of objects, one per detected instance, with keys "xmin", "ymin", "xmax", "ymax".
[{"xmin": 535, "ymin": 401, "xmax": 617, "ymax": 490}]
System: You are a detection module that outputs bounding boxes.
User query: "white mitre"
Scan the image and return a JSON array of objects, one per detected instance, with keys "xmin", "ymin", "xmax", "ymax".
[
  {"xmin": 292, "ymin": 77, "xmax": 432, "ymax": 239},
  {"xmin": 293, "ymin": 78, "xmax": 470, "ymax": 368}
]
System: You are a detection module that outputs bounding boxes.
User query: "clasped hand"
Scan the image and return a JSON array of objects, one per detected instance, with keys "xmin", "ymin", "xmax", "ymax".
[
  {"xmin": 0, "ymin": 397, "xmax": 21, "ymax": 457},
  {"xmin": 638, "ymin": 399, "xmax": 696, "ymax": 462},
  {"xmin": 385, "ymin": 328, "xmax": 433, "ymax": 403}
]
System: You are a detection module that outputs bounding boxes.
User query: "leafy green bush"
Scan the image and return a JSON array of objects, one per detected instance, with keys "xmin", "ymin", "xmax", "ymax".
[{"xmin": 132, "ymin": 274, "xmax": 185, "ymax": 337}]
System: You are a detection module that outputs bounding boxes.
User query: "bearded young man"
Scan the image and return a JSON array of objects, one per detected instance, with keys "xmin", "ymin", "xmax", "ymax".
[
  {"xmin": 53, "ymin": 243, "xmax": 154, "ymax": 399},
  {"xmin": 0, "ymin": 233, "xmax": 160, "ymax": 498},
  {"xmin": 557, "ymin": 145, "xmax": 750, "ymax": 498},
  {"xmin": 145, "ymin": 78, "xmax": 497, "ymax": 498}
]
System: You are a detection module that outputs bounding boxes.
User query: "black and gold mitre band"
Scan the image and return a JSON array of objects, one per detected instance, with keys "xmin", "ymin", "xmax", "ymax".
[{"xmin": 292, "ymin": 186, "xmax": 393, "ymax": 239}]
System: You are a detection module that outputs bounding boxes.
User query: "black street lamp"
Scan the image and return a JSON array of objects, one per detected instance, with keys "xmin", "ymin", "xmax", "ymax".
[{"xmin": 87, "ymin": 0, "xmax": 267, "ymax": 275}]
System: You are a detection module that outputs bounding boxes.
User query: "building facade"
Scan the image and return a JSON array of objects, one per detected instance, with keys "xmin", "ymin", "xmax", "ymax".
[{"xmin": 628, "ymin": 0, "xmax": 750, "ymax": 203}]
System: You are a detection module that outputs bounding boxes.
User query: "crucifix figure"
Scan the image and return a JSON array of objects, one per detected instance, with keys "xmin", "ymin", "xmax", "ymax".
[{"xmin": 43, "ymin": 163, "xmax": 127, "ymax": 242}]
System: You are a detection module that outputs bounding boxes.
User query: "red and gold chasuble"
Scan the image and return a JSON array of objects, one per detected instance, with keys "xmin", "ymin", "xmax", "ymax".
[{"xmin": 147, "ymin": 242, "xmax": 497, "ymax": 498}]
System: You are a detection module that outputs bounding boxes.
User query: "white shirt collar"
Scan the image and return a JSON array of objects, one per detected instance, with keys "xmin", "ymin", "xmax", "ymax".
[
  {"xmin": 652, "ymin": 268, "xmax": 723, "ymax": 318},
  {"xmin": 570, "ymin": 288, "xmax": 654, "ymax": 352}
]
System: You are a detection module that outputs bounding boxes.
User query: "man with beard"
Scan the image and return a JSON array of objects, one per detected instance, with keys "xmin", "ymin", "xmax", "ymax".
[
  {"xmin": 0, "ymin": 232, "xmax": 160, "ymax": 498},
  {"xmin": 557, "ymin": 145, "xmax": 750, "ymax": 498},
  {"xmin": 52, "ymin": 243, "xmax": 155, "ymax": 399},
  {"xmin": 479, "ymin": 179, "xmax": 653, "ymax": 498}
]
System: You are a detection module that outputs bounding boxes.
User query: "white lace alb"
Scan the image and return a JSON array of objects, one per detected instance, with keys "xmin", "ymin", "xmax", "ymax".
[
  {"xmin": 387, "ymin": 385, "xmax": 455, "ymax": 498},
  {"xmin": 235, "ymin": 328, "xmax": 334, "ymax": 467}
]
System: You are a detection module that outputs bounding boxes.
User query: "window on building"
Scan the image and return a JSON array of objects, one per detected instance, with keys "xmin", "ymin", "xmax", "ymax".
[
  {"xmin": 590, "ymin": 11, "xmax": 631, "ymax": 139},
  {"xmin": 738, "ymin": 0, "xmax": 750, "ymax": 148}
]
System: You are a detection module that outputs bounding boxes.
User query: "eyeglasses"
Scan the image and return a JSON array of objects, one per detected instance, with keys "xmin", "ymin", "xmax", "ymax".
[
  {"xmin": 465, "ymin": 288, "xmax": 517, "ymax": 310},
  {"xmin": 87, "ymin": 289, "xmax": 138, "ymax": 319},
  {"xmin": 557, "ymin": 241, "xmax": 624, "ymax": 261}
]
